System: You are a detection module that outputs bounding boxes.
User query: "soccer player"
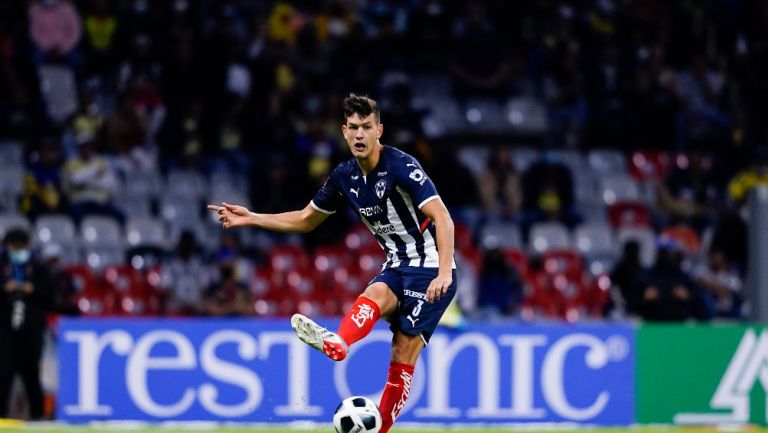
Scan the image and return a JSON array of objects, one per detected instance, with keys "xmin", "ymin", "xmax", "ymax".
[{"xmin": 208, "ymin": 94, "xmax": 456, "ymax": 432}]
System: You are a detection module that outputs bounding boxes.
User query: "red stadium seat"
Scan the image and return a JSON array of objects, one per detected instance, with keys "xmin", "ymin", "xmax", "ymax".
[
  {"xmin": 268, "ymin": 244, "xmax": 311, "ymax": 273},
  {"xmin": 74, "ymin": 287, "xmax": 117, "ymax": 316},
  {"xmin": 313, "ymin": 245, "xmax": 353, "ymax": 278},
  {"xmin": 344, "ymin": 224, "xmax": 377, "ymax": 251},
  {"xmin": 542, "ymin": 249, "xmax": 584, "ymax": 281},
  {"xmin": 608, "ymin": 200, "xmax": 651, "ymax": 228},
  {"xmin": 250, "ymin": 267, "xmax": 294, "ymax": 316},
  {"xmin": 501, "ymin": 248, "xmax": 528, "ymax": 278},
  {"xmin": 115, "ymin": 286, "xmax": 161, "ymax": 316},
  {"xmin": 629, "ymin": 150, "xmax": 671, "ymax": 181},
  {"xmin": 64, "ymin": 265, "xmax": 98, "ymax": 293},
  {"xmin": 103, "ymin": 265, "xmax": 142, "ymax": 292}
]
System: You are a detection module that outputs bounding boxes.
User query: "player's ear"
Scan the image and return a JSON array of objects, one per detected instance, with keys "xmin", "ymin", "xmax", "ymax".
[
  {"xmin": 377, "ymin": 123, "xmax": 383, "ymax": 138},
  {"xmin": 341, "ymin": 123, "xmax": 347, "ymax": 135}
]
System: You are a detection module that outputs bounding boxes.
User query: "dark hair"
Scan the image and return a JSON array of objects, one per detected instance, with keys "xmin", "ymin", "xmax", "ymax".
[
  {"xmin": 4, "ymin": 227, "xmax": 30, "ymax": 246},
  {"xmin": 343, "ymin": 94, "xmax": 380, "ymax": 123}
]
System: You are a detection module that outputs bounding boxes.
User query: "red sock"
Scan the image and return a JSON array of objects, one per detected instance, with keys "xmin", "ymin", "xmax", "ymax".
[
  {"xmin": 378, "ymin": 362, "xmax": 415, "ymax": 433},
  {"xmin": 337, "ymin": 296, "xmax": 380, "ymax": 346}
]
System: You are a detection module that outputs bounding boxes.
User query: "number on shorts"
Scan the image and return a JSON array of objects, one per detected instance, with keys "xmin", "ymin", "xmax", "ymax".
[{"xmin": 412, "ymin": 300, "xmax": 424, "ymax": 317}]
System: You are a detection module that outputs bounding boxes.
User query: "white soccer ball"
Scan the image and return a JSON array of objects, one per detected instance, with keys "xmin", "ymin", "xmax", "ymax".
[{"xmin": 332, "ymin": 395, "xmax": 382, "ymax": 433}]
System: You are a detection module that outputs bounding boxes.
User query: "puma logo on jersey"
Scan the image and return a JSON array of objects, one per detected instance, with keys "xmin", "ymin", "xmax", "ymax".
[
  {"xmin": 406, "ymin": 315, "xmax": 419, "ymax": 327},
  {"xmin": 350, "ymin": 188, "xmax": 359, "ymax": 197}
]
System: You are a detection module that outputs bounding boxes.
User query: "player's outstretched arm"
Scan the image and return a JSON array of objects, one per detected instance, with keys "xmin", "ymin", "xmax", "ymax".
[{"xmin": 207, "ymin": 202, "xmax": 329, "ymax": 233}]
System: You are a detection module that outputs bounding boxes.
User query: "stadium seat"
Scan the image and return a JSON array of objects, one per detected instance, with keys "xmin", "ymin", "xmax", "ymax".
[
  {"xmin": 573, "ymin": 223, "xmax": 615, "ymax": 256},
  {"xmin": 74, "ymin": 287, "xmax": 117, "ymax": 316},
  {"xmin": 39, "ymin": 65, "xmax": 78, "ymax": 122},
  {"xmin": 599, "ymin": 175, "xmax": 641, "ymax": 205},
  {"xmin": 629, "ymin": 150, "xmax": 671, "ymax": 181},
  {"xmin": 269, "ymin": 244, "xmax": 311, "ymax": 274},
  {"xmin": 479, "ymin": 222, "xmax": 522, "ymax": 250},
  {"xmin": 510, "ymin": 146, "xmax": 539, "ymax": 172},
  {"xmin": 113, "ymin": 193, "xmax": 152, "ymax": 219},
  {"xmin": 0, "ymin": 141, "xmax": 23, "ymax": 165},
  {"xmin": 465, "ymin": 98, "xmax": 506, "ymax": 132},
  {"xmin": 159, "ymin": 194, "xmax": 202, "ymax": 224},
  {"xmin": 80, "ymin": 215, "xmax": 123, "ymax": 248},
  {"xmin": 121, "ymin": 169, "xmax": 164, "ymax": 199},
  {"xmin": 529, "ymin": 222, "xmax": 570, "ymax": 254},
  {"xmin": 313, "ymin": 245, "xmax": 353, "ymax": 278},
  {"xmin": 617, "ymin": 227, "xmax": 657, "ymax": 267},
  {"xmin": 607, "ymin": 201, "xmax": 651, "ymax": 228},
  {"xmin": 0, "ymin": 212, "xmax": 30, "ymax": 240},
  {"xmin": 587, "ymin": 149, "xmax": 627, "ymax": 176},
  {"xmin": 125, "ymin": 217, "xmax": 166, "ymax": 248},
  {"xmin": 457, "ymin": 146, "xmax": 490, "ymax": 177},
  {"xmin": 542, "ymin": 249, "xmax": 584, "ymax": 281},
  {"xmin": 103, "ymin": 265, "xmax": 142, "ymax": 292},
  {"xmin": 355, "ymin": 243, "xmax": 386, "ymax": 280},
  {"xmin": 344, "ymin": 224, "xmax": 378, "ymax": 251},
  {"xmin": 501, "ymin": 248, "xmax": 528, "ymax": 277},
  {"xmin": 585, "ymin": 253, "xmax": 618, "ymax": 277},
  {"xmin": 83, "ymin": 246, "xmax": 125, "ymax": 270},
  {"xmin": 33, "ymin": 214, "xmax": 76, "ymax": 245},
  {"xmin": 504, "ymin": 97, "xmax": 549, "ymax": 134},
  {"xmin": 0, "ymin": 165, "xmax": 24, "ymax": 212},
  {"xmin": 64, "ymin": 265, "xmax": 98, "ymax": 293},
  {"xmin": 250, "ymin": 267, "xmax": 294, "ymax": 316},
  {"xmin": 210, "ymin": 171, "xmax": 248, "ymax": 196},
  {"xmin": 166, "ymin": 169, "xmax": 209, "ymax": 201},
  {"xmin": 551, "ymin": 149, "xmax": 585, "ymax": 174}
]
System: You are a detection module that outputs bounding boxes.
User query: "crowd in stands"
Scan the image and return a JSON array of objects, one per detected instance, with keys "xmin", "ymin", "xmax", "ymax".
[{"xmin": 1, "ymin": 0, "xmax": 767, "ymax": 323}]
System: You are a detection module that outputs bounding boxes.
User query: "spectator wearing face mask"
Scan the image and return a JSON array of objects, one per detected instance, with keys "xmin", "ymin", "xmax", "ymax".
[{"xmin": 0, "ymin": 228, "xmax": 54, "ymax": 420}]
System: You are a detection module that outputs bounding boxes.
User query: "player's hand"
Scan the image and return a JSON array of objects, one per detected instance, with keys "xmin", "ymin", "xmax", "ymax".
[
  {"xmin": 206, "ymin": 202, "xmax": 253, "ymax": 229},
  {"xmin": 426, "ymin": 272, "xmax": 452, "ymax": 303}
]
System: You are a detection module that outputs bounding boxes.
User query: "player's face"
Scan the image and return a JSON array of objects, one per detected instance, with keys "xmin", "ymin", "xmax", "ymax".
[{"xmin": 342, "ymin": 113, "xmax": 383, "ymax": 159}]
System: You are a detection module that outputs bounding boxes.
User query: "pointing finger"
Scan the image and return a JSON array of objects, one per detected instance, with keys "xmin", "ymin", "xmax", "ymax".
[{"xmin": 207, "ymin": 204, "xmax": 221, "ymax": 211}]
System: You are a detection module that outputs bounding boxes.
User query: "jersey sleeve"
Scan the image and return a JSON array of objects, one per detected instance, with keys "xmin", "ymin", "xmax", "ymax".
[
  {"xmin": 396, "ymin": 155, "xmax": 439, "ymax": 208},
  {"xmin": 310, "ymin": 167, "xmax": 344, "ymax": 214}
]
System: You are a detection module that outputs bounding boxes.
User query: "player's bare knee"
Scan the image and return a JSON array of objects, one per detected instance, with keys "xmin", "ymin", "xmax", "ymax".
[
  {"xmin": 390, "ymin": 332, "xmax": 424, "ymax": 365},
  {"xmin": 361, "ymin": 283, "xmax": 398, "ymax": 315}
]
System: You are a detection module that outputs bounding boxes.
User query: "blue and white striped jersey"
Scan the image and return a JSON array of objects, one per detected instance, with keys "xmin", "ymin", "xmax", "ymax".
[{"xmin": 311, "ymin": 146, "xmax": 455, "ymax": 269}]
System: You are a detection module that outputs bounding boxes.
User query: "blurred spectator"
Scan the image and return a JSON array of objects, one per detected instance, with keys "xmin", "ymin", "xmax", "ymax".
[
  {"xmin": 60, "ymin": 135, "xmax": 123, "ymax": 224},
  {"xmin": 204, "ymin": 261, "xmax": 251, "ymax": 317},
  {"xmin": 727, "ymin": 147, "xmax": 768, "ymax": 205},
  {"xmin": 476, "ymin": 248, "xmax": 523, "ymax": 319},
  {"xmin": 104, "ymin": 89, "xmax": 155, "ymax": 176},
  {"xmin": 609, "ymin": 241, "xmax": 646, "ymax": 318},
  {"xmin": 160, "ymin": 231, "xmax": 212, "ymax": 316},
  {"xmin": 478, "ymin": 146, "xmax": 522, "ymax": 219},
  {"xmin": 694, "ymin": 249, "xmax": 744, "ymax": 319},
  {"xmin": 20, "ymin": 138, "xmax": 67, "ymax": 219},
  {"xmin": 82, "ymin": 0, "xmax": 118, "ymax": 81},
  {"xmin": 520, "ymin": 151, "xmax": 581, "ymax": 238},
  {"xmin": 39, "ymin": 243, "xmax": 77, "ymax": 315},
  {"xmin": 657, "ymin": 151, "xmax": 718, "ymax": 232},
  {"xmin": 449, "ymin": 3, "xmax": 513, "ymax": 101},
  {"xmin": 28, "ymin": 0, "xmax": 82, "ymax": 68},
  {"xmin": 675, "ymin": 55, "xmax": 730, "ymax": 149},
  {"xmin": 0, "ymin": 228, "xmax": 53, "ymax": 420},
  {"xmin": 635, "ymin": 241, "xmax": 699, "ymax": 322}
]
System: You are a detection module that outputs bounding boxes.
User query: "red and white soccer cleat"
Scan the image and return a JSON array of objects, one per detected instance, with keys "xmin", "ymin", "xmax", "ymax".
[{"xmin": 290, "ymin": 313, "xmax": 349, "ymax": 361}]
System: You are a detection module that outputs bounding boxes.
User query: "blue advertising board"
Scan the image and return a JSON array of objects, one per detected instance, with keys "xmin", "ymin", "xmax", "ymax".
[{"xmin": 57, "ymin": 318, "xmax": 634, "ymax": 424}]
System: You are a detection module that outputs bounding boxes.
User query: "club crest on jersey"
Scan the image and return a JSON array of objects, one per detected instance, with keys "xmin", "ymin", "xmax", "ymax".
[{"xmin": 375, "ymin": 179, "xmax": 387, "ymax": 199}]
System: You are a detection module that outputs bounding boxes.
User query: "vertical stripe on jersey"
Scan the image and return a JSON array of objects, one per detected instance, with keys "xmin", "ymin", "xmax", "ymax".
[
  {"xmin": 384, "ymin": 197, "xmax": 421, "ymax": 267},
  {"xmin": 375, "ymin": 204, "xmax": 411, "ymax": 267},
  {"xmin": 401, "ymin": 193, "xmax": 441, "ymax": 267},
  {"xmin": 390, "ymin": 187, "xmax": 427, "ymax": 266},
  {"xmin": 359, "ymin": 215, "xmax": 400, "ymax": 268}
]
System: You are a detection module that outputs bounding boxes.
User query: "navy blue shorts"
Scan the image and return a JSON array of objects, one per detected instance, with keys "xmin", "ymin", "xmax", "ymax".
[{"xmin": 369, "ymin": 266, "xmax": 457, "ymax": 344}]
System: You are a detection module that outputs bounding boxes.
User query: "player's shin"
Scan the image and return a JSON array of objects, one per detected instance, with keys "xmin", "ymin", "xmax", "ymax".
[
  {"xmin": 337, "ymin": 296, "xmax": 381, "ymax": 346},
  {"xmin": 378, "ymin": 362, "xmax": 415, "ymax": 433}
]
